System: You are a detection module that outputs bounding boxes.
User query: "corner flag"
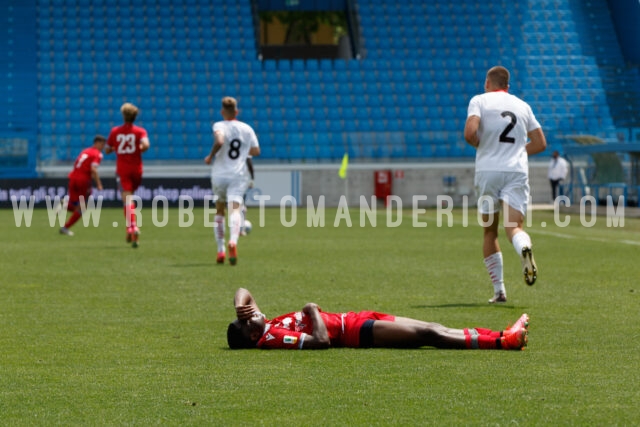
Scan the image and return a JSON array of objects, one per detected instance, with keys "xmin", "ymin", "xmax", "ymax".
[{"xmin": 338, "ymin": 153, "xmax": 349, "ymax": 179}]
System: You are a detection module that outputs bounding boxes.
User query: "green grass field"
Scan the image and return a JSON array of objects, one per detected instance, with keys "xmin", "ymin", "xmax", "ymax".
[{"xmin": 1, "ymin": 205, "xmax": 639, "ymax": 425}]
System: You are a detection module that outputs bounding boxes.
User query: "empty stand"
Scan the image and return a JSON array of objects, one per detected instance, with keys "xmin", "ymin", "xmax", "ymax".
[{"xmin": 35, "ymin": 0, "xmax": 631, "ymax": 164}]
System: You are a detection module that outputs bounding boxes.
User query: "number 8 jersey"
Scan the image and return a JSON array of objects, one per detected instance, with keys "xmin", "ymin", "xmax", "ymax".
[
  {"xmin": 467, "ymin": 91, "xmax": 541, "ymax": 174},
  {"xmin": 211, "ymin": 119, "xmax": 260, "ymax": 178}
]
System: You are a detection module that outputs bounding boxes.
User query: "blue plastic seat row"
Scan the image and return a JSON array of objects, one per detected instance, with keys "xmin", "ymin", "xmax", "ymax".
[{"xmin": 36, "ymin": 0, "xmax": 615, "ymax": 162}]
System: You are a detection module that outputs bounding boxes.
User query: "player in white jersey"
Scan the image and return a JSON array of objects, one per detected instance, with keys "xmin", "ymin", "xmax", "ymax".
[
  {"xmin": 464, "ymin": 66, "xmax": 547, "ymax": 303},
  {"xmin": 205, "ymin": 97, "xmax": 260, "ymax": 265}
]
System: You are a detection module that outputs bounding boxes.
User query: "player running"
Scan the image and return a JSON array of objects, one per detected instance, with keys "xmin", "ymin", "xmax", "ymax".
[
  {"xmin": 105, "ymin": 102, "xmax": 150, "ymax": 248},
  {"xmin": 464, "ymin": 66, "xmax": 547, "ymax": 303},
  {"xmin": 59, "ymin": 135, "xmax": 106, "ymax": 236},
  {"xmin": 205, "ymin": 97, "xmax": 260, "ymax": 265}
]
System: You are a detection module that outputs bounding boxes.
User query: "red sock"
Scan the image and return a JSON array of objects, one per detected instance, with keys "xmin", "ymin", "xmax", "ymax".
[
  {"xmin": 65, "ymin": 211, "xmax": 82, "ymax": 228},
  {"xmin": 129, "ymin": 202, "xmax": 137, "ymax": 227},
  {"xmin": 464, "ymin": 328, "xmax": 472, "ymax": 348},
  {"xmin": 464, "ymin": 328, "xmax": 500, "ymax": 349},
  {"xmin": 124, "ymin": 203, "xmax": 137, "ymax": 228},
  {"xmin": 475, "ymin": 327, "xmax": 502, "ymax": 338},
  {"xmin": 477, "ymin": 335, "xmax": 500, "ymax": 349}
]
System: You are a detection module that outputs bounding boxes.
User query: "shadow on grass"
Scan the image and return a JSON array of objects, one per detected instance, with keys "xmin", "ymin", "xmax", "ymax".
[
  {"xmin": 412, "ymin": 303, "xmax": 516, "ymax": 309},
  {"xmin": 170, "ymin": 263, "xmax": 213, "ymax": 268}
]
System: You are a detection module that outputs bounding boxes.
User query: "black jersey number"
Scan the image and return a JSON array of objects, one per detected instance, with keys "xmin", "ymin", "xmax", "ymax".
[
  {"xmin": 228, "ymin": 139, "xmax": 242, "ymax": 159},
  {"xmin": 499, "ymin": 111, "xmax": 516, "ymax": 144}
]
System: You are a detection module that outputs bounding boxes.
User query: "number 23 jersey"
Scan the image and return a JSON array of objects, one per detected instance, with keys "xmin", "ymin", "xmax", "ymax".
[
  {"xmin": 211, "ymin": 119, "xmax": 259, "ymax": 178},
  {"xmin": 107, "ymin": 123, "xmax": 148, "ymax": 174},
  {"xmin": 467, "ymin": 91, "xmax": 541, "ymax": 174}
]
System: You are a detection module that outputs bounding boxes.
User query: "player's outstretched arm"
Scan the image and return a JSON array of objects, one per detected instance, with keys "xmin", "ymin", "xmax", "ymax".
[
  {"xmin": 233, "ymin": 288, "xmax": 261, "ymax": 321},
  {"xmin": 300, "ymin": 303, "xmax": 330, "ymax": 349}
]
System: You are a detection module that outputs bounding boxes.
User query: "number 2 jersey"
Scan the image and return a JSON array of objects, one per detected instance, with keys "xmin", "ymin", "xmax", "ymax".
[
  {"xmin": 467, "ymin": 91, "xmax": 541, "ymax": 174},
  {"xmin": 107, "ymin": 123, "xmax": 148, "ymax": 175},
  {"xmin": 211, "ymin": 119, "xmax": 259, "ymax": 179}
]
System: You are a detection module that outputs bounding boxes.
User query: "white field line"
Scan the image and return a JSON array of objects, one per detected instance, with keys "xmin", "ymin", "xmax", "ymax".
[{"xmin": 400, "ymin": 211, "xmax": 640, "ymax": 246}]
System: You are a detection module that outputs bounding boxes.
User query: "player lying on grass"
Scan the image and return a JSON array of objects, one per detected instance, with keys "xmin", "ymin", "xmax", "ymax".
[{"xmin": 227, "ymin": 288, "xmax": 529, "ymax": 350}]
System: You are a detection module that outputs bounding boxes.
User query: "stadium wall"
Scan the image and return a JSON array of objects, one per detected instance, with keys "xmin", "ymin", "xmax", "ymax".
[
  {"xmin": 0, "ymin": 0, "xmax": 38, "ymax": 178},
  {"xmin": 4, "ymin": 161, "xmax": 552, "ymax": 209}
]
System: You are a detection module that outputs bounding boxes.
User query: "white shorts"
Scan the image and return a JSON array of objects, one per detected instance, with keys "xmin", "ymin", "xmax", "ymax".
[
  {"xmin": 474, "ymin": 171, "xmax": 529, "ymax": 215},
  {"xmin": 211, "ymin": 175, "xmax": 250, "ymax": 205}
]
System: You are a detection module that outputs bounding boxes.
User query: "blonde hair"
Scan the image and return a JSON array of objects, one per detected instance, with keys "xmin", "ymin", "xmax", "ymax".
[
  {"xmin": 120, "ymin": 102, "xmax": 139, "ymax": 123},
  {"xmin": 486, "ymin": 66, "xmax": 510, "ymax": 89},
  {"xmin": 221, "ymin": 97, "xmax": 238, "ymax": 116}
]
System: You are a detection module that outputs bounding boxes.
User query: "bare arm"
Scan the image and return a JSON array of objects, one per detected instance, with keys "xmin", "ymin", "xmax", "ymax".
[
  {"xmin": 205, "ymin": 131, "xmax": 225, "ymax": 164},
  {"xmin": 299, "ymin": 303, "xmax": 330, "ymax": 349},
  {"xmin": 139, "ymin": 137, "xmax": 150, "ymax": 153},
  {"xmin": 90, "ymin": 164, "xmax": 103, "ymax": 191},
  {"xmin": 463, "ymin": 115, "xmax": 480, "ymax": 147},
  {"xmin": 233, "ymin": 288, "xmax": 261, "ymax": 321},
  {"xmin": 249, "ymin": 146, "xmax": 261, "ymax": 157},
  {"xmin": 104, "ymin": 145, "xmax": 113, "ymax": 154},
  {"xmin": 526, "ymin": 128, "xmax": 547, "ymax": 156}
]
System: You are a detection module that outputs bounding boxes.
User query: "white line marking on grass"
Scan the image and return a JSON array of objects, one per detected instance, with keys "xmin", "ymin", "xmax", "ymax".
[
  {"xmin": 530, "ymin": 229, "xmax": 640, "ymax": 246},
  {"xmin": 529, "ymin": 230, "xmax": 577, "ymax": 239}
]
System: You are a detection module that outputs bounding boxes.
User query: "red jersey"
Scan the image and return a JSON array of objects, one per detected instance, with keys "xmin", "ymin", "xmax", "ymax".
[
  {"xmin": 68, "ymin": 147, "xmax": 103, "ymax": 182},
  {"xmin": 257, "ymin": 310, "xmax": 395, "ymax": 349},
  {"xmin": 107, "ymin": 123, "xmax": 148, "ymax": 174}
]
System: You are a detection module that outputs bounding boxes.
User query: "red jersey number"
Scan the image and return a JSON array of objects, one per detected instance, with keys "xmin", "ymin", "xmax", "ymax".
[
  {"xmin": 75, "ymin": 153, "xmax": 89, "ymax": 169},
  {"xmin": 117, "ymin": 134, "xmax": 137, "ymax": 154}
]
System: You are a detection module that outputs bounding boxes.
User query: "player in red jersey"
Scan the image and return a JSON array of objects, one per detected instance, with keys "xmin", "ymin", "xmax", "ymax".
[
  {"xmin": 105, "ymin": 103, "xmax": 150, "ymax": 248},
  {"xmin": 59, "ymin": 135, "xmax": 106, "ymax": 236},
  {"xmin": 227, "ymin": 288, "xmax": 529, "ymax": 351}
]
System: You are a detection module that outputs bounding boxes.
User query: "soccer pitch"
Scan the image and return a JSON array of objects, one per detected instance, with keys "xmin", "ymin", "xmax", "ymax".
[{"xmin": 1, "ymin": 206, "xmax": 638, "ymax": 425}]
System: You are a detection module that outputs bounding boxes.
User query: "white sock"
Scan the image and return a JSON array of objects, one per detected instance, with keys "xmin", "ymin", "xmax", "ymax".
[
  {"xmin": 484, "ymin": 252, "xmax": 506, "ymax": 296},
  {"xmin": 512, "ymin": 231, "xmax": 532, "ymax": 256},
  {"xmin": 229, "ymin": 210, "xmax": 242, "ymax": 245},
  {"xmin": 215, "ymin": 214, "xmax": 225, "ymax": 253}
]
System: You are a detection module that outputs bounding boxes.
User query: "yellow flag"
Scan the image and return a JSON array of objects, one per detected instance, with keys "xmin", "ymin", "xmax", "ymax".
[{"xmin": 338, "ymin": 153, "xmax": 349, "ymax": 179}]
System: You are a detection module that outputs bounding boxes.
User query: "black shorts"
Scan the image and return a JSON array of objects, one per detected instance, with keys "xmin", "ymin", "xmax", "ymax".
[{"xmin": 359, "ymin": 319, "xmax": 376, "ymax": 348}]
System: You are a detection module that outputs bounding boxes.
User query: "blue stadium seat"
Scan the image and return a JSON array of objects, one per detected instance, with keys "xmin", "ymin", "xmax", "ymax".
[
  {"xmin": 319, "ymin": 59, "xmax": 333, "ymax": 72},
  {"xmin": 33, "ymin": 0, "xmax": 612, "ymax": 164},
  {"xmin": 306, "ymin": 59, "xmax": 319, "ymax": 71}
]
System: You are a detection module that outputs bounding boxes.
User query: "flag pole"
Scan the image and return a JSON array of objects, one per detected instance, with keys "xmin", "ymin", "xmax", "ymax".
[
  {"xmin": 338, "ymin": 153, "xmax": 349, "ymax": 206},
  {"xmin": 345, "ymin": 172, "xmax": 348, "ymax": 206}
]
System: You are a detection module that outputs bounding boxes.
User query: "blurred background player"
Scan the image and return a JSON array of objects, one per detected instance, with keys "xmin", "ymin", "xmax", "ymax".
[
  {"xmin": 464, "ymin": 66, "xmax": 547, "ymax": 303},
  {"xmin": 548, "ymin": 150, "xmax": 569, "ymax": 202},
  {"xmin": 59, "ymin": 135, "xmax": 106, "ymax": 236},
  {"xmin": 228, "ymin": 288, "xmax": 529, "ymax": 350},
  {"xmin": 204, "ymin": 97, "xmax": 260, "ymax": 265},
  {"xmin": 105, "ymin": 103, "xmax": 150, "ymax": 248}
]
